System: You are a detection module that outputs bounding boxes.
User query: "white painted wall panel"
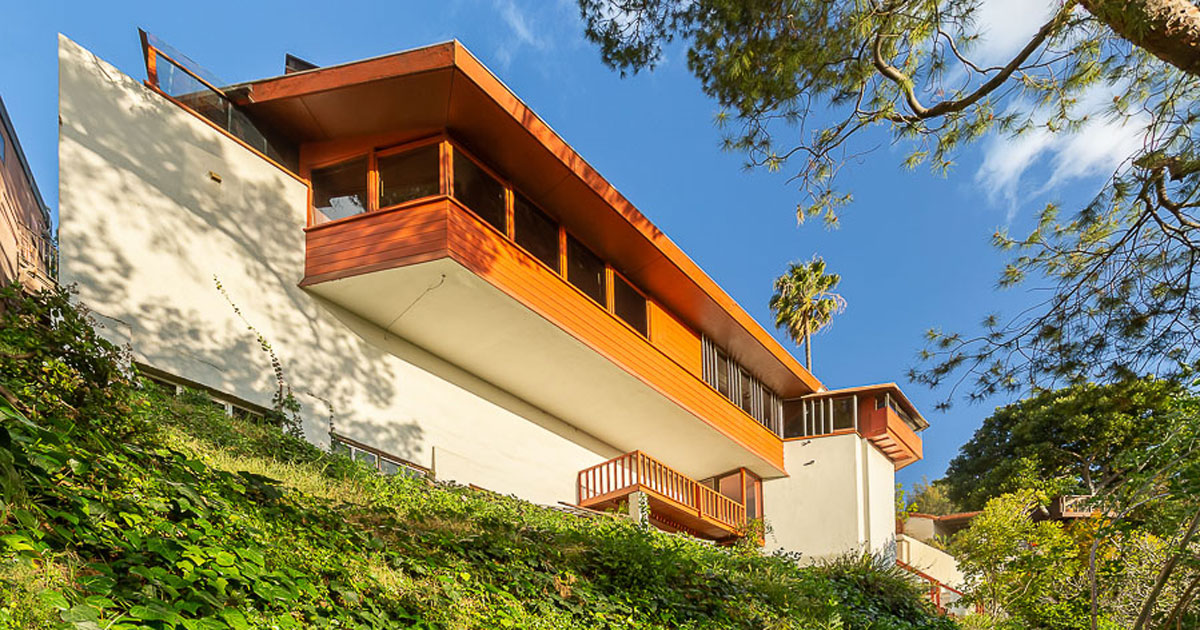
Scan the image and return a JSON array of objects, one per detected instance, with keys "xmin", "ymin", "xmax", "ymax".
[{"xmin": 57, "ymin": 35, "xmax": 615, "ymax": 506}]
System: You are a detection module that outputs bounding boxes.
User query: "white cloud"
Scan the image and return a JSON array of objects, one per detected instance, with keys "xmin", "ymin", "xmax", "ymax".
[
  {"xmin": 497, "ymin": 0, "xmax": 542, "ymax": 49},
  {"xmin": 490, "ymin": 0, "xmax": 555, "ymax": 70},
  {"xmin": 975, "ymin": 91, "xmax": 1147, "ymax": 222},
  {"xmin": 971, "ymin": 0, "xmax": 1056, "ymax": 64}
]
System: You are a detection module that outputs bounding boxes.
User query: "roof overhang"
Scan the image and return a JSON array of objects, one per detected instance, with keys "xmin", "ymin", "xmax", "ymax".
[{"xmin": 234, "ymin": 40, "xmax": 822, "ymax": 399}]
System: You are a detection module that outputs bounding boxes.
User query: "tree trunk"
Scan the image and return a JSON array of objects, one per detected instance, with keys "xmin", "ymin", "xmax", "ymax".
[
  {"xmin": 1080, "ymin": 0, "xmax": 1200, "ymax": 76},
  {"xmin": 804, "ymin": 327, "xmax": 812, "ymax": 371}
]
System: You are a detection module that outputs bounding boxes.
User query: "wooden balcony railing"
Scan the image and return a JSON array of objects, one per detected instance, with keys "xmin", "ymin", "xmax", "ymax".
[
  {"xmin": 897, "ymin": 561, "xmax": 980, "ymax": 616},
  {"xmin": 577, "ymin": 451, "xmax": 747, "ymax": 535}
]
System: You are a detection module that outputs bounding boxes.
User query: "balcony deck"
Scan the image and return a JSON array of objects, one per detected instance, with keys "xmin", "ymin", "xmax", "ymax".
[{"xmin": 577, "ymin": 451, "xmax": 747, "ymax": 541}]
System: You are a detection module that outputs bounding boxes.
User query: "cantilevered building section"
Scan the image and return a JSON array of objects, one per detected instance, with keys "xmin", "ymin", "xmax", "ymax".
[{"xmin": 58, "ymin": 32, "xmax": 929, "ymax": 558}]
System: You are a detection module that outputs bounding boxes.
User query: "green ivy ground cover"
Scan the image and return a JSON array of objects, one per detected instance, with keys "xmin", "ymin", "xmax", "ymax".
[{"xmin": 0, "ymin": 286, "xmax": 956, "ymax": 629}]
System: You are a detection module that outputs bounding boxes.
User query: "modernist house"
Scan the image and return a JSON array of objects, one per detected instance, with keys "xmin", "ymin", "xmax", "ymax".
[
  {"xmin": 0, "ymin": 95, "xmax": 54, "ymax": 293},
  {"xmin": 58, "ymin": 33, "xmax": 929, "ymax": 560}
]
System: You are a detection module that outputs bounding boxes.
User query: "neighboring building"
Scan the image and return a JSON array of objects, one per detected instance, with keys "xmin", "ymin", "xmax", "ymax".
[
  {"xmin": 902, "ymin": 511, "xmax": 980, "ymax": 544},
  {"xmin": 0, "ymin": 95, "xmax": 53, "ymax": 292},
  {"xmin": 58, "ymin": 33, "xmax": 930, "ymax": 560}
]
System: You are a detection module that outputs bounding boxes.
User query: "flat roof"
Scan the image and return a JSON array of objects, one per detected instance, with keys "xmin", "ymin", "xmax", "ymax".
[{"xmin": 235, "ymin": 41, "xmax": 826, "ymax": 398}]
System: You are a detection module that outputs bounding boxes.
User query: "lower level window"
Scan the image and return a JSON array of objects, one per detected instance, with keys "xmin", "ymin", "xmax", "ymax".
[{"xmin": 331, "ymin": 435, "xmax": 426, "ymax": 478}]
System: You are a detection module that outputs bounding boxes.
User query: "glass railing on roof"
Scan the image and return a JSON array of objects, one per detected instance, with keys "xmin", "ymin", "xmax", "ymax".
[{"xmin": 139, "ymin": 30, "xmax": 299, "ymax": 173}]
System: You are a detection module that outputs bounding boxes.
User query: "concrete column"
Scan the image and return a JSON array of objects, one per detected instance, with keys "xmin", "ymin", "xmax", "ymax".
[{"xmin": 627, "ymin": 491, "xmax": 648, "ymax": 525}]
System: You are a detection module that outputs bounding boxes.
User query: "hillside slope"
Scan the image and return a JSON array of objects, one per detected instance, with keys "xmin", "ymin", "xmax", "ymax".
[{"xmin": 0, "ymin": 287, "xmax": 955, "ymax": 629}]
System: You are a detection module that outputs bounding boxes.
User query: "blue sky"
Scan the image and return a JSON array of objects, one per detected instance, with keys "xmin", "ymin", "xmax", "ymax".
[{"xmin": 1, "ymin": 1, "xmax": 1132, "ymax": 489}]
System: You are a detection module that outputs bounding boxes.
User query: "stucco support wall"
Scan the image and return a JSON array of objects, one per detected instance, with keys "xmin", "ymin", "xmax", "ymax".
[
  {"xmin": 896, "ymin": 534, "xmax": 964, "ymax": 588},
  {"xmin": 763, "ymin": 433, "xmax": 896, "ymax": 562},
  {"xmin": 57, "ymin": 35, "xmax": 618, "ymax": 505}
]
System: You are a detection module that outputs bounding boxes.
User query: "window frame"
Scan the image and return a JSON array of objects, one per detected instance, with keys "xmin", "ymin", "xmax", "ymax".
[
  {"xmin": 330, "ymin": 433, "xmax": 430, "ymax": 478},
  {"xmin": 511, "ymin": 191, "xmax": 563, "ymax": 274},
  {"xmin": 374, "ymin": 137, "xmax": 446, "ymax": 212},
  {"xmin": 610, "ymin": 267, "xmax": 650, "ymax": 338},
  {"xmin": 306, "ymin": 135, "xmax": 448, "ymax": 226},
  {"xmin": 304, "ymin": 134, "xmax": 664, "ymax": 349},
  {"xmin": 308, "ymin": 154, "xmax": 372, "ymax": 224},
  {"xmin": 565, "ymin": 232, "xmax": 609, "ymax": 307},
  {"xmin": 448, "ymin": 142, "xmax": 511, "ymax": 237}
]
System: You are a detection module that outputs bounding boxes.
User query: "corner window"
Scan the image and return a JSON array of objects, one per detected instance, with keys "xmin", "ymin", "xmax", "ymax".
[
  {"xmin": 377, "ymin": 144, "xmax": 440, "ymax": 209},
  {"xmin": 514, "ymin": 193, "xmax": 560, "ymax": 271},
  {"xmin": 312, "ymin": 157, "xmax": 368, "ymax": 224},
  {"xmin": 613, "ymin": 273, "xmax": 648, "ymax": 336},
  {"xmin": 453, "ymin": 150, "xmax": 506, "ymax": 233},
  {"xmin": 566, "ymin": 235, "xmax": 606, "ymax": 305}
]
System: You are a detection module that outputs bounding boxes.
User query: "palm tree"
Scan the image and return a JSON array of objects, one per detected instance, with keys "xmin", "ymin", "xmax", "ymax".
[{"xmin": 769, "ymin": 256, "xmax": 846, "ymax": 372}]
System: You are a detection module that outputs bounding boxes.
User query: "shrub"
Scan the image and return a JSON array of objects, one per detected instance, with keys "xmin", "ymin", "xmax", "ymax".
[{"xmin": 0, "ymin": 286, "xmax": 952, "ymax": 629}]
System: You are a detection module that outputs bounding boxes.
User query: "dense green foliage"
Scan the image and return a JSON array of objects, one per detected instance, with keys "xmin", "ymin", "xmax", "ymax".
[
  {"xmin": 903, "ymin": 477, "xmax": 962, "ymax": 518},
  {"xmin": 943, "ymin": 378, "xmax": 1193, "ymax": 510},
  {"xmin": 0, "ymin": 286, "xmax": 954, "ymax": 629},
  {"xmin": 935, "ymin": 379, "xmax": 1200, "ymax": 629},
  {"xmin": 950, "ymin": 491, "xmax": 1198, "ymax": 630}
]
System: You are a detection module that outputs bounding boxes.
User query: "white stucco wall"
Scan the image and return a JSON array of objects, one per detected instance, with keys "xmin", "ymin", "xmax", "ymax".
[
  {"xmin": 57, "ymin": 35, "xmax": 617, "ymax": 505},
  {"xmin": 763, "ymin": 433, "xmax": 897, "ymax": 561},
  {"xmin": 896, "ymin": 534, "xmax": 964, "ymax": 588}
]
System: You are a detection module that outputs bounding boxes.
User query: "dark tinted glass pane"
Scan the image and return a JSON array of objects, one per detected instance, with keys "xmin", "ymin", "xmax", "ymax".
[
  {"xmin": 782, "ymin": 400, "xmax": 804, "ymax": 438},
  {"xmin": 716, "ymin": 352, "xmax": 731, "ymax": 398},
  {"xmin": 312, "ymin": 157, "xmax": 368, "ymax": 224},
  {"xmin": 378, "ymin": 144, "xmax": 440, "ymax": 208},
  {"xmin": 355, "ymin": 449, "xmax": 378, "ymax": 468},
  {"xmin": 613, "ymin": 274, "xmax": 647, "ymax": 336},
  {"xmin": 380, "ymin": 459, "xmax": 401, "ymax": 476},
  {"xmin": 453, "ymin": 151, "xmax": 506, "ymax": 232},
  {"xmin": 740, "ymin": 371, "xmax": 754, "ymax": 413},
  {"xmin": 567, "ymin": 235, "xmax": 606, "ymax": 305},
  {"xmin": 514, "ymin": 194, "xmax": 559, "ymax": 271},
  {"xmin": 331, "ymin": 440, "xmax": 351, "ymax": 457},
  {"xmin": 0, "ymin": 130, "xmax": 6, "ymax": 163},
  {"xmin": 832, "ymin": 397, "xmax": 855, "ymax": 430},
  {"xmin": 759, "ymin": 390, "xmax": 775, "ymax": 426},
  {"xmin": 745, "ymin": 475, "xmax": 760, "ymax": 519}
]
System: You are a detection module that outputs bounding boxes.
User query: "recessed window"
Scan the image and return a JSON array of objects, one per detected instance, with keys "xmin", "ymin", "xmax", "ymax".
[
  {"xmin": 567, "ymin": 235, "xmax": 606, "ymax": 305},
  {"xmin": 354, "ymin": 449, "xmax": 378, "ymax": 468},
  {"xmin": 377, "ymin": 144, "xmax": 440, "ymax": 209},
  {"xmin": 453, "ymin": 150, "xmax": 506, "ymax": 233},
  {"xmin": 831, "ymin": 397, "xmax": 855, "ymax": 430},
  {"xmin": 759, "ymin": 389, "xmax": 776, "ymax": 429},
  {"xmin": 716, "ymin": 351, "xmax": 731, "ymax": 398},
  {"xmin": 613, "ymin": 273, "xmax": 648, "ymax": 336},
  {"xmin": 514, "ymin": 193, "xmax": 560, "ymax": 271},
  {"xmin": 782, "ymin": 400, "xmax": 805, "ymax": 438},
  {"xmin": 312, "ymin": 156, "xmax": 368, "ymax": 224},
  {"xmin": 739, "ymin": 370, "xmax": 754, "ymax": 415}
]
